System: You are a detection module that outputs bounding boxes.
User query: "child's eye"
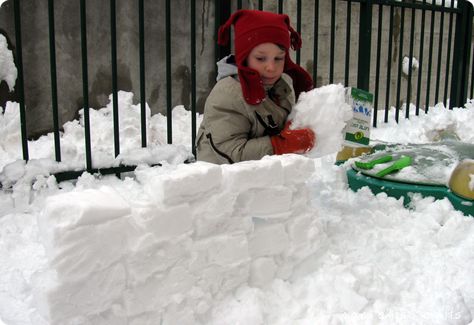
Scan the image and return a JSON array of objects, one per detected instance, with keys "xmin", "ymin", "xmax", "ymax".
[
  {"xmin": 275, "ymin": 57, "xmax": 285, "ymax": 61},
  {"xmin": 256, "ymin": 57, "xmax": 266, "ymax": 62}
]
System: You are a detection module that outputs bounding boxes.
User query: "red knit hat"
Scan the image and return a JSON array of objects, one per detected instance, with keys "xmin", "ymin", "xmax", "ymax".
[{"xmin": 218, "ymin": 9, "xmax": 314, "ymax": 105}]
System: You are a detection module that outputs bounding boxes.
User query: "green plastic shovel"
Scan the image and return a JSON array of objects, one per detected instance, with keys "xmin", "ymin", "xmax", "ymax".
[
  {"xmin": 375, "ymin": 156, "xmax": 413, "ymax": 178},
  {"xmin": 355, "ymin": 155, "xmax": 393, "ymax": 169}
]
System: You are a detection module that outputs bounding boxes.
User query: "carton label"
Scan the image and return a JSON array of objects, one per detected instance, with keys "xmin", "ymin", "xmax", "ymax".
[{"xmin": 343, "ymin": 87, "xmax": 374, "ymax": 147}]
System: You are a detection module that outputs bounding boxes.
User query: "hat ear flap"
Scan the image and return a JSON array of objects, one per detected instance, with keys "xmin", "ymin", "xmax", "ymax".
[
  {"xmin": 218, "ymin": 10, "xmax": 245, "ymax": 46},
  {"xmin": 285, "ymin": 55, "xmax": 314, "ymax": 100},
  {"xmin": 283, "ymin": 15, "xmax": 302, "ymax": 50},
  {"xmin": 238, "ymin": 67, "xmax": 266, "ymax": 105}
]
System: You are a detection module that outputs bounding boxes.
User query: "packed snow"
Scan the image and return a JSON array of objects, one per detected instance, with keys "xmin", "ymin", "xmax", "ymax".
[{"xmin": 289, "ymin": 84, "xmax": 353, "ymax": 158}]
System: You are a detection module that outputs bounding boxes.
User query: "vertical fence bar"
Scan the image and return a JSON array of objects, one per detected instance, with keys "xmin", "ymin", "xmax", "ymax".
[
  {"xmin": 80, "ymin": 0, "xmax": 92, "ymax": 170},
  {"xmin": 215, "ymin": 0, "xmax": 230, "ymax": 64},
  {"xmin": 110, "ymin": 0, "xmax": 120, "ymax": 157},
  {"xmin": 13, "ymin": 0, "xmax": 28, "ymax": 161},
  {"xmin": 384, "ymin": 6, "xmax": 394, "ymax": 122},
  {"xmin": 395, "ymin": 6, "xmax": 405, "ymax": 122},
  {"xmin": 258, "ymin": 0, "xmax": 263, "ymax": 11},
  {"xmin": 434, "ymin": 0, "xmax": 445, "ymax": 105},
  {"xmin": 415, "ymin": 0, "xmax": 427, "ymax": 115},
  {"xmin": 330, "ymin": 0, "xmax": 336, "ymax": 83},
  {"xmin": 296, "ymin": 0, "xmax": 302, "ymax": 65},
  {"xmin": 425, "ymin": 3, "xmax": 436, "ymax": 112},
  {"xmin": 313, "ymin": 1, "xmax": 319, "ymax": 84},
  {"xmin": 471, "ymin": 40, "xmax": 474, "ymax": 99},
  {"xmin": 357, "ymin": 0, "xmax": 371, "ymax": 91},
  {"xmin": 278, "ymin": 0, "xmax": 283, "ymax": 14},
  {"xmin": 471, "ymin": 39, "xmax": 474, "ymax": 99},
  {"xmin": 191, "ymin": 0, "xmax": 197, "ymax": 157},
  {"xmin": 166, "ymin": 0, "xmax": 172, "ymax": 144},
  {"xmin": 443, "ymin": 1, "xmax": 455, "ymax": 107},
  {"xmin": 237, "ymin": 0, "xmax": 242, "ymax": 10},
  {"xmin": 373, "ymin": 4, "xmax": 383, "ymax": 127},
  {"xmin": 48, "ymin": 0, "xmax": 61, "ymax": 162},
  {"xmin": 405, "ymin": 7, "xmax": 416, "ymax": 119},
  {"xmin": 139, "ymin": 0, "xmax": 147, "ymax": 147},
  {"xmin": 345, "ymin": 0, "xmax": 352, "ymax": 87},
  {"xmin": 450, "ymin": 0, "xmax": 473, "ymax": 108}
]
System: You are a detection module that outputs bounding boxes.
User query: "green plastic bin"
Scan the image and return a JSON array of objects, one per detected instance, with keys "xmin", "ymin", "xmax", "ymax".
[{"xmin": 347, "ymin": 168, "xmax": 474, "ymax": 217}]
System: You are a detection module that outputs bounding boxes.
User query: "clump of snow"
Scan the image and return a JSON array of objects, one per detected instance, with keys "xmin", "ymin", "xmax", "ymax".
[
  {"xmin": 0, "ymin": 101, "xmax": 22, "ymax": 166},
  {"xmin": 0, "ymin": 34, "xmax": 17, "ymax": 92},
  {"xmin": 289, "ymin": 84, "xmax": 353, "ymax": 158},
  {"xmin": 402, "ymin": 56, "xmax": 419, "ymax": 76}
]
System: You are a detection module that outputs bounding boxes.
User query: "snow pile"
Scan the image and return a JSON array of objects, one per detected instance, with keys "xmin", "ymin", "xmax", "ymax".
[
  {"xmin": 0, "ymin": 34, "xmax": 17, "ymax": 92},
  {"xmin": 0, "ymin": 91, "xmax": 197, "ymax": 187},
  {"xmin": 0, "ymin": 86, "xmax": 473, "ymax": 325},
  {"xmin": 28, "ymin": 155, "xmax": 319, "ymax": 324},
  {"xmin": 371, "ymin": 104, "xmax": 474, "ymax": 144},
  {"xmin": 289, "ymin": 84, "xmax": 352, "ymax": 158},
  {"xmin": 208, "ymin": 163, "xmax": 474, "ymax": 325}
]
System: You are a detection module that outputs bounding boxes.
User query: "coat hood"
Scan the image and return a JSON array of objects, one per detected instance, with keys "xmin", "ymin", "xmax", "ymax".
[{"xmin": 216, "ymin": 55, "xmax": 238, "ymax": 81}]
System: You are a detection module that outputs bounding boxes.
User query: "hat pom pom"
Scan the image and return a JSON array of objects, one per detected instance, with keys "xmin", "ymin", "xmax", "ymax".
[{"xmin": 290, "ymin": 28, "xmax": 302, "ymax": 50}]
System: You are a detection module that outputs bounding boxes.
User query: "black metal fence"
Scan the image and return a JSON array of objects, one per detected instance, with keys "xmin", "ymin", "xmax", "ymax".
[{"xmin": 5, "ymin": 0, "xmax": 474, "ymax": 180}]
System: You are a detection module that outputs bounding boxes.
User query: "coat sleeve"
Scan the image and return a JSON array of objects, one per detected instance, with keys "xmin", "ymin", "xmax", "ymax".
[{"xmin": 203, "ymin": 89, "xmax": 274, "ymax": 163}]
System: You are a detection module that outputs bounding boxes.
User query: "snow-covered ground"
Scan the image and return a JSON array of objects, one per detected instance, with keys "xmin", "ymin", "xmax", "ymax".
[{"xmin": 0, "ymin": 90, "xmax": 473, "ymax": 324}]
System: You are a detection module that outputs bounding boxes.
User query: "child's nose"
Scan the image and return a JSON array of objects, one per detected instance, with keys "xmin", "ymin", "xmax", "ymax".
[{"xmin": 266, "ymin": 61, "xmax": 276, "ymax": 72}]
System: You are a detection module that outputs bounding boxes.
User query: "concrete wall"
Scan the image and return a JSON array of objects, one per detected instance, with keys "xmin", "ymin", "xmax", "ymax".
[
  {"xmin": 0, "ymin": 0, "xmax": 469, "ymax": 138},
  {"xmin": 0, "ymin": 0, "xmax": 216, "ymax": 138},
  {"xmin": 277, "ymin": 1, "xmax": 464, "ymax": 111}
]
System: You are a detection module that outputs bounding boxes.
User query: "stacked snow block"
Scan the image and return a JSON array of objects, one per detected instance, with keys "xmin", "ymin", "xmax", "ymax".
[{"xmin": 34, "ymin": 155, "xmax": 322, "ymax": 324}]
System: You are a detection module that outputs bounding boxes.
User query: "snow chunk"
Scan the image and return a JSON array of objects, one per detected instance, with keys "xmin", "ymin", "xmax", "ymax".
[
  {"xmin": 0, "ymin": 34, "xmax": 16, "ymax": 92},
  {"xmin": 289, "ymin": 84, "xmax": 353, "ymax": 158},
  {"xmin": 402, "ymin": 56, "xmax": 419, "ymax": 75},
  {"xmin": 39, "ymin": 185, "xmax": 131, "ymax": 233}
]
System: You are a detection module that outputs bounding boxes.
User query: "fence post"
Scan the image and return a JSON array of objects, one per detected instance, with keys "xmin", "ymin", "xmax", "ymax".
[
  {"xmin": 13, "ymin": 0, "xmax": 29, "ymax": 161},
  {"xmin": 449, "ymin": 0, "xmax": 473, "ymax": 109},
  {"xmin": 214, "ymin": 0, "xmax": 231, "ymax": 63},
  {"xmin": 357, "ymin": 0, "xmax": 372, "ymax": 91}
]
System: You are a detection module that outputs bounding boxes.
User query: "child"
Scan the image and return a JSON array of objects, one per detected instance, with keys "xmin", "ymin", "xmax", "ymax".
[{"xmin": 196, "ymin": 9, "xmax": 315, "ymax": 164}]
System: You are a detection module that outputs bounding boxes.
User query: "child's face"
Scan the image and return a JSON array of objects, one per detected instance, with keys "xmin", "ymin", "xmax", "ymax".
[{"xmin": 247, "ymin": 43, "xmax": 286, "ymax": 86}]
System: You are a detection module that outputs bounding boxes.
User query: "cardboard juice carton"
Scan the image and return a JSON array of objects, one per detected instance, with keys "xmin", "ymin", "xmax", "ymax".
[{"xmin": 336, "ymin": 87, "xmax": 374, "ymax": 162}]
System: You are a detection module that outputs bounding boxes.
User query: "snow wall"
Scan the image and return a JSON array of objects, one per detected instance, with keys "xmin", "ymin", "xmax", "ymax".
[{"xmin": 33, "ymin": 155, "xmax": 322, "ymax": 324}]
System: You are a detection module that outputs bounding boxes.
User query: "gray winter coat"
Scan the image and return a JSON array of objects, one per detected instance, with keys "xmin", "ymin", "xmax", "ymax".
[{"xmin": 196, "ymin": 56, "xmax": 296, "ymax": 164}]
